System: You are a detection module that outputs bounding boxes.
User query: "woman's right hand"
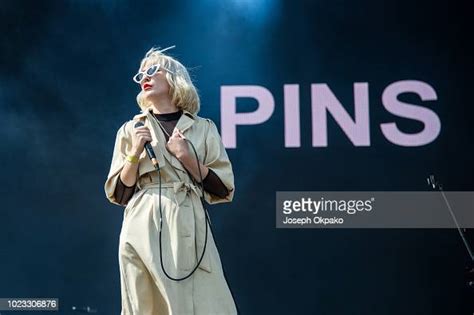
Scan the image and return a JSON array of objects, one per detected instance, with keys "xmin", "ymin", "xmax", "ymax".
[{"xmin": 131, "ymin": 125, "xmax": 152, "ymax": 156}]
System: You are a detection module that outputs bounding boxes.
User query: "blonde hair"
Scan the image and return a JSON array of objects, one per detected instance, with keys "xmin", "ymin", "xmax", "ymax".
[{"xmin": 135, "ymin": 47, "xmax": 200, "ymax": 114}]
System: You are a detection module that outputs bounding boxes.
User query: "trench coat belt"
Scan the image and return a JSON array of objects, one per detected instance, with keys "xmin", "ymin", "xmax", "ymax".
[
  {"xmin": 139, "ymin": 181, "xmax": 203, "ymax": 200},
  {"xmin": 138, "ymin": 180, "xmax": 212, "ymax": 273}
]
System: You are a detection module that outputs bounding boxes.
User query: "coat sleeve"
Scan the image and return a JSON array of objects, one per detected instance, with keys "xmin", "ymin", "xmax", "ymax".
[
  {"xmin": 104, "ymin": 121, "xmax": 136, "ymax": 206},
  {"xmin": 203, "ymin": 119, "xmax": 235, "ymax": 204}
]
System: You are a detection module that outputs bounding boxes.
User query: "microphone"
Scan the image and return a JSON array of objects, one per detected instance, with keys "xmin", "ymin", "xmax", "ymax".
[{"xmin": 134, "ymin": 121, "xmax": 160, "ymax": 170}]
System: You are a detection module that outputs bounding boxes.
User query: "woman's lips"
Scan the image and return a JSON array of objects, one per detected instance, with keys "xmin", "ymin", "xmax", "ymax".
[{"xmin": 143, "ymin": 83, "xmax": 153, "ymax": 90}]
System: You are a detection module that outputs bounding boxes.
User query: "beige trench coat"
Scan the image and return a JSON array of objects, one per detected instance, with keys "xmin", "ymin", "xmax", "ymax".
[{"xmin": 104, "ymin": 108, "xmax": 237, "ymax": 315}]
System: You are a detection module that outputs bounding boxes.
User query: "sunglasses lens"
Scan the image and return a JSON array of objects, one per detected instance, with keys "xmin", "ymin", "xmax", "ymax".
[
  {"xmin": 133, "ymin": 73, "xmax": 143, "ymax": 83},
  {"xmin": 146, "ymin": 65, "xmax": 158, "ymax": 76}
]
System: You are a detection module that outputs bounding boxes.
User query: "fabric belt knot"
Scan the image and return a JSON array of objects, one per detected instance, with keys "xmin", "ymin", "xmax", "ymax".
[{"xmin": 172, "ymin": 181, "xmax": 202, "ymax": 205}]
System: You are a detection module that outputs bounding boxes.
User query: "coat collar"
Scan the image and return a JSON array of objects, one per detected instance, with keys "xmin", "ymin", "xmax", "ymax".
[
  {"xmin": 133, "ymin": 107, "xmax": 196, "ymax": 174},
  {"xmin": 133, "ymin": 107, "xmax": 196, "ymax": 132}
]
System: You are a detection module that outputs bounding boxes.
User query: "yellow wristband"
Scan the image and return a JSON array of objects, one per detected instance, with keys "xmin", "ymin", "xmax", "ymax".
[{"xmin": 126, "ymin": 155, "xmax": 139, "ymax": 164}]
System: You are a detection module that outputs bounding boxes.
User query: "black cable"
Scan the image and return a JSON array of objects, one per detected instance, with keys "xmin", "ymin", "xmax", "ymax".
[
  {"xmin": 156, "ymin": 139, "xmax": 209, "ymax": 281},
  {"xmin": 147, "ymin": 133, "xmax": 240, "ymax": 312}
]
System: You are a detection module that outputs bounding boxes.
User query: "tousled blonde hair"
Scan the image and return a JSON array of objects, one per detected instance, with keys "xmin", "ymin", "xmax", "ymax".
[{"xmin": 136, "ymin": 47, "xmax": 200, "ymax": 114}]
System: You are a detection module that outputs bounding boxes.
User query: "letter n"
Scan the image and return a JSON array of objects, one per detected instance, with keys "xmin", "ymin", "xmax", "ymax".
[{"xmin": 311, "ymin": 83, "xmax": 370, "ymax": 147}]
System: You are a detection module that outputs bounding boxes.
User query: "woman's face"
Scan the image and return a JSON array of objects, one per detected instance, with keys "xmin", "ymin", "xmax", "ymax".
[{"xmin": 139, "ymin": 61, "xmax": 171, "ymax": 99}]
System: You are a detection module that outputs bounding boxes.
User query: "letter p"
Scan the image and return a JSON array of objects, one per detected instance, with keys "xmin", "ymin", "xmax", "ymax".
[{"xmin": 221, "ymin": 85, "xmax": 275, "ymax": 148}]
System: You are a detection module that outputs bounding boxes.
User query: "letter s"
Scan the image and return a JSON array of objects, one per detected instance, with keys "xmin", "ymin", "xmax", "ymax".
[{"xmin": 380, "ymin": 80, "xmax": 441, "ymax": 146}]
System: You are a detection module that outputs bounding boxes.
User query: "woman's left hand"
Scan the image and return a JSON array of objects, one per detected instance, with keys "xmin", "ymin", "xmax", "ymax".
[{"xmin": 166, "ymin": 128, "xmax": 190, "ymax": 161}]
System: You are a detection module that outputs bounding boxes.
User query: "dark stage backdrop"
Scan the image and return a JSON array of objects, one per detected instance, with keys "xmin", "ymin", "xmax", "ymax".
[{"xmin": 1, "ymin": 0, "xmax": 473, "ymax": 314}]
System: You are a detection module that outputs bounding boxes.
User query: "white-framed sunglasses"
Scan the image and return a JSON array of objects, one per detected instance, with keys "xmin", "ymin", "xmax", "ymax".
[{"xmin": 132, "ymin": 64, "xmax": 174, "ymax": 84}]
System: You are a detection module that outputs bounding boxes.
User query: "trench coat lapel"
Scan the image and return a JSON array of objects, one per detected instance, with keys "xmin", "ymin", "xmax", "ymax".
[{"xmin": 133, "ymin": 108, "xmax": 196, "ymax": 175}]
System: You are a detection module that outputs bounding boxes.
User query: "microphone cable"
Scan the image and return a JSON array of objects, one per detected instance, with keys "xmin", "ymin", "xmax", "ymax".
[{"xmin": 154, "ymin": 138, "xmax": 210, "ymax": 281}]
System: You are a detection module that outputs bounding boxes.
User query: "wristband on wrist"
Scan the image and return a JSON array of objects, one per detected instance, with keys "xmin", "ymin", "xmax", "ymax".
[{"xmin": 126, "ymin": 155, "xmax": 139, "ymax": 164}]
